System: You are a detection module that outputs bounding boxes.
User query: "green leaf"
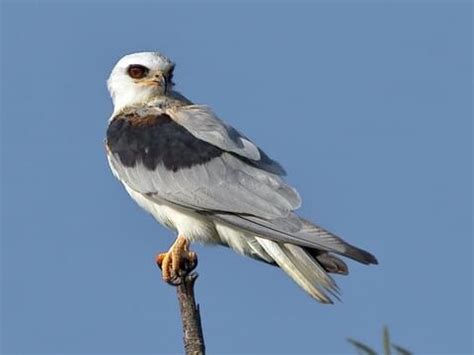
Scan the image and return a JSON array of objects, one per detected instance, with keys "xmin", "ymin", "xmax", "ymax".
[
  {"xmin": 347, "ymin": 338, "xmax": 378, "ymax": 355},
  {"xmin": 392, "ymin": 343, "xmax": 412, "ymax": 355},
  {"xmin": 383, "ymin": 326, "xmax": 391, "ymax": 355}
]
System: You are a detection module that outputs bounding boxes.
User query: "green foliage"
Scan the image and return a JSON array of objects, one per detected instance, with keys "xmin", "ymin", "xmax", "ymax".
[
  {"xmin": 347, "ymin": 338, "xmax": 377, "ymax": 355},
  {"xmin": 348, "ymin": 326, "xmax": 412, "ymax": 355}
]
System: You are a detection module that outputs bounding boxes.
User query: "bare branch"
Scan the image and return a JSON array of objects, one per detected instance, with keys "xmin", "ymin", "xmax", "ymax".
[
  {"xmin": 157, "ymin": 249, "xmax": 205, "ymax": 355},
  {"xmin": 176, "ymin": 272, "xmax": 206, "ymax": 355}
]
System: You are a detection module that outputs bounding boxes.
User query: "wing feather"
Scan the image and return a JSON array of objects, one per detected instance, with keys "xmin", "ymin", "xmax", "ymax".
[
  {"xmin": 211, "ymin": 213, "xmax": 378, "ymax": 265},
  {"xmin": 169, "ymin": 105, "xmax": 286, "ymax": 175},
  {"xmin": 108, "ymin": 151, "xmax": 300, "ymax": 219}
]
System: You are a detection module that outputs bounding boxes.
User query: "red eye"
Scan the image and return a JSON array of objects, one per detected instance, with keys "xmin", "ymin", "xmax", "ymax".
[{"xmin": 127, "ymin": 65, "xmax": 149, "ymax": 79}]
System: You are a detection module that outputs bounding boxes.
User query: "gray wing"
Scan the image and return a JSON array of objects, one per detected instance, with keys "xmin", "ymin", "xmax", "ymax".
[
  {"xmin": 212, "ymin": 213, "xmax": 378, "ymax": 265},
  {"xmin": 169, "ymin": 105, "xmax": 286, "ymax": 175},
  {"xmin": 109, "ymin": 149, "xmax": 300, "ymax": 220}
]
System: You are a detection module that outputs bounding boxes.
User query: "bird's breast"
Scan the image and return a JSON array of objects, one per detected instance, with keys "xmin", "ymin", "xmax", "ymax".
[{"xmin": 122, "ymin": 183, "xmax": 220, "ymax": 244}]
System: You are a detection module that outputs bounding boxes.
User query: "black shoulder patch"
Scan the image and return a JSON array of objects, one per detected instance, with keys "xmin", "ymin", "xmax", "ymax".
[{"xmin": 106, "ymin": 113, "xmax": 223, "ymax": 171}]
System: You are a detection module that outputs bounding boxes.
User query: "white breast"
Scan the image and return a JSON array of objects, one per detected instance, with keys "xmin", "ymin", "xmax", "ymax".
[{"xmin": 123, "ymin": 183, "xmax": 221, "ymax": 244}]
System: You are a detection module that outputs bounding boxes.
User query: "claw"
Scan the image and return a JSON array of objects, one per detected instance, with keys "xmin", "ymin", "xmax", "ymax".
[{"xmin": 155, "ymin": 235, "xmax": 198, "ymax": 285}]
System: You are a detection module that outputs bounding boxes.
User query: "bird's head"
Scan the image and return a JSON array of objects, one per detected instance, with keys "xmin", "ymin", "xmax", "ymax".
[{"xmin": 107, "ymin": 51, "xmax": 175, "ymax": 113}]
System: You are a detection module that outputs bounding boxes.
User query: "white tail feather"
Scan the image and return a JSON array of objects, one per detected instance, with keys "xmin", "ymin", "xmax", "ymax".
[
  {"xmin": 284, "ymin": 244, "xmax": 340, "ymax": 301},
  {"xmin": 255, "ymin": 237, "xmax": 336, "ymax": 303}
]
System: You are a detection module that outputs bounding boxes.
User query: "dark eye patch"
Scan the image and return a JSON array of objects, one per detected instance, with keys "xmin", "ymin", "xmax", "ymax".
[{"xmin": 127, "ymin": 64, "xmax": 149, "ymax": 79}]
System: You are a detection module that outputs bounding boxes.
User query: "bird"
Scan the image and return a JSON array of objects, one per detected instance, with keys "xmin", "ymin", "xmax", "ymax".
[{"xmin": 105, "ymin": 51, "xmax": 378, "ymax": 303}]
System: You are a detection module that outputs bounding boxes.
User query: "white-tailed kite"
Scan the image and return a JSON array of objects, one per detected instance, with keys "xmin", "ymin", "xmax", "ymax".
[{"xmin": 105, "ymin": 51, "xmax": 377, "ymax": 303}]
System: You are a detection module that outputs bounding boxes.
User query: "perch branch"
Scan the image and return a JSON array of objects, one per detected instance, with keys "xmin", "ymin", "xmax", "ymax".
[
  {"xmin": 158, "ymin": 251, "xmax": 206, "ymax": 355},
  {"xmin": 176, "ymin": 272, "xmax": 206, "ymax": 355}
]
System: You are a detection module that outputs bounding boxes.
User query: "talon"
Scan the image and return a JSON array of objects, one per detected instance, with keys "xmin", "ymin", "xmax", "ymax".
[
  {"xmin": 155, "ymin": 253, "xmax": 167, "ymax": 268},
  {"xmin": 155, "ymin": 235, "xmax": 196, "ymax": 285},
  {"xmin": 185, "ymin": 251, "xmax": 198, "ymax": 272},
  {"xmin": 155, "ymin": 252, "xmax": 173, "ymax": 282}
]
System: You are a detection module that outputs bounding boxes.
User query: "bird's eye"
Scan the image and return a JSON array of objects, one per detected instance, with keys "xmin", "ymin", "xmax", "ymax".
[{"xmin": 127, "ymin": 65, "xmax": 149, "ymax": 79}]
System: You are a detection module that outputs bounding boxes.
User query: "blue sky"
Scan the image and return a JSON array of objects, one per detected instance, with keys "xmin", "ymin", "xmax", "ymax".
[{"xmin": 1, "ymin": 1, "xmax": 472, "ymax": 354}]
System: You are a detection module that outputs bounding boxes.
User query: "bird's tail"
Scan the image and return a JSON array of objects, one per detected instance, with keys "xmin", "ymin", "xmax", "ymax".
[
  {"xmin": 255, "ymin": 237, "xmax": 340, "ymax": 303},
  {"xmin": 212, "ymin": 212, "xmax": 378, "ymax": 302}
]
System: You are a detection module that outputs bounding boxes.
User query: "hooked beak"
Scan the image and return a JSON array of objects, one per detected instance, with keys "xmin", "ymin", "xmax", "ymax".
[{"xmin": 141, "ymin": 72, "xmax": 168, "ymax": 93}]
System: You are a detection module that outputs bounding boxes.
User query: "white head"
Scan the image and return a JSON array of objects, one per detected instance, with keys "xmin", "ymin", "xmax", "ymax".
[{"xmin": 107, "ymin": 52, "xmax": 175, "ymax": 114}]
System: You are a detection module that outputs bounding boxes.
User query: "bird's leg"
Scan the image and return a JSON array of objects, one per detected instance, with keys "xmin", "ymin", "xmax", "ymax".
[{"xmin": 156, "ymin": 235, "xmax": 197, "ymax": 285}]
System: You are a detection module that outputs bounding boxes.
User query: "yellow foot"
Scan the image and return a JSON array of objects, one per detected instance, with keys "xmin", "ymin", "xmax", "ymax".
[{"xmin": 155, "ymin": 235, "xmax": 197, "ymax": 285}]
